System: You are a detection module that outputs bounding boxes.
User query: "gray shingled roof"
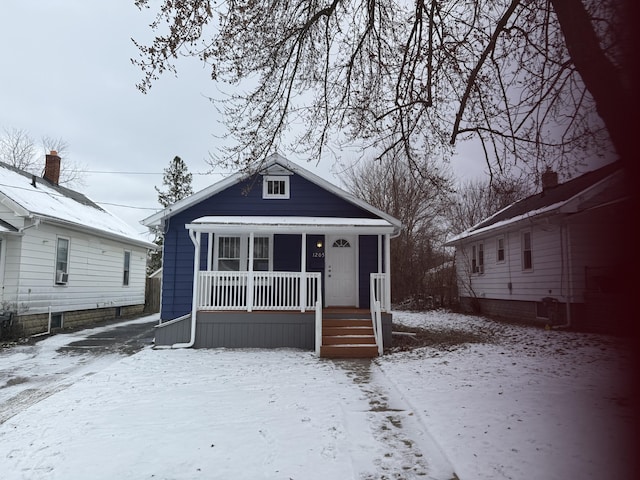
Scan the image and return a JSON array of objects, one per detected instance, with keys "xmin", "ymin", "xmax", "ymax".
[{"xmin": 471, "ymin": 161, "xmax": 621, "ymax": 232}]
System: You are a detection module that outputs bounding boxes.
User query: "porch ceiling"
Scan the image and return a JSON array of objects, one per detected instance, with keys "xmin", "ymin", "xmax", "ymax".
[{"xmin": 186, "ymin": 215, "xmax": 398, "ymax": 235}]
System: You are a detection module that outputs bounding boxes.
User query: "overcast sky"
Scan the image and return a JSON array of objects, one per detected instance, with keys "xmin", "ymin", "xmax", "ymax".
[{"xmin": 2, "ymin": 1, "xmax": 597, "ymax": 236}]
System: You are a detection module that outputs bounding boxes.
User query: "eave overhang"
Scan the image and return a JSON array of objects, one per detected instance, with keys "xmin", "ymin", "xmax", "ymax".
[{"xmin": 186, "ymin": 216, "xmax": 399, "ymax": 236}]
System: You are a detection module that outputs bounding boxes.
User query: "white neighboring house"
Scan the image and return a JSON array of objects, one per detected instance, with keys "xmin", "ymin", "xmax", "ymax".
[
  {"xmin": 444, "ymin": 161, "xmax": 630, "ymax": 334},
  {"xmin": 0, "ymin": 152, "xmax": 156, "ymax": 336}
]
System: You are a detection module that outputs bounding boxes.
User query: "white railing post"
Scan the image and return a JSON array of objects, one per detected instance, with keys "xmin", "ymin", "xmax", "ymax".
[
  {"xmin": 247, "ymin": 232, "xmax": 254, "ymax": 312},
  {"xmin": 370, "ymin": 273, "xmax": 384, "ymax": 356},
  {"xmin": 315, "ymin": 273, "xmax": 323, "ymax": 356},
  {"xmin": 300, "ymin": 233, "xmax": 307, "ymax": 312}
]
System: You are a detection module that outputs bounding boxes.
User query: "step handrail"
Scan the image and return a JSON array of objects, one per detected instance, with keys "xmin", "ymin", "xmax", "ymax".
[{"xmin": 370, "ymin": 274, "xmax": 384, "ymax": 356}]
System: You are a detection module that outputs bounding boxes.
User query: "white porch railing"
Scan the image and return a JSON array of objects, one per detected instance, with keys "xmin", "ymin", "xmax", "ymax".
[
  {"xmin": 197, "ymin": 271, "xmax": 321, "ymax": 312},
  {"xmin": 371, "ymin": 273, "xmax": 390, "ymax": 312},
  {"xmin": 370, "ymin": 274, "xmax": 386, "ymax": 355}
]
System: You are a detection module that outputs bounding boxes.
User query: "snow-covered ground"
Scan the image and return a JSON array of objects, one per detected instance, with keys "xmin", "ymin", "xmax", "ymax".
[{"xmin": 0, "ymin": 310, "xmax": 635, "ymax": 479}]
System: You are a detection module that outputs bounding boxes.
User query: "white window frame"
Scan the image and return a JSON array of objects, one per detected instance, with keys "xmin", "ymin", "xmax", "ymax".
[
  {"xmin": 216, "ymin": 235, "xmax": 242, "ymax": 271},
  {"xmin": 213, "ymin": 234, "xmax": 273, "ymax": 272},
  {"xmin": 55, "ymin": 236, "xmax": 70, "ymax": 285},
  {"xmin": 262, "ymin": 175, "xmax": 290, "ymax": 199},
  {"xmin": 522, "ymin": 230, "xmax": 533, "ymax": 271},
  {"xmin": 471, "ymin": 242, "xmax": 484, "ymax": 274},
  {"xmin": 0, "ymin": 237, "xmax": 5, "ymax": 287},
  {"xmin": 496, "ymin": 236, "xmax": 505, "ymax": 263},
  {"xmin": 123, "ymin": 250, "xmax": 131, "ymax": 286}
]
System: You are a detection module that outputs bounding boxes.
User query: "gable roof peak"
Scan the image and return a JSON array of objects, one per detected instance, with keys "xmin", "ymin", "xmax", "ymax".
[{"xmin": 141, "ymin": 153, "xmax": 402, "ymax": 230}]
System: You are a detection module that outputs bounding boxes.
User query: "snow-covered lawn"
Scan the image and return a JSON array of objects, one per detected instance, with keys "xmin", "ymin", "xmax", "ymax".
[{"xmin": 0, "ymin": 311, "xmax": 635, "ymax": 479}]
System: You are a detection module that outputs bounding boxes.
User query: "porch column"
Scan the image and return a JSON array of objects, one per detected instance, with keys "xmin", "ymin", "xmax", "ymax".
[
  {"xmin": 247, "ymin": 232, "xmax": 254, "ymax": 312},
  {"xmin": 207, "ymin": 232, "xmax": 213, "ymax": 270},
  {"xmin": 384, "ymin": 233, "xmax": 391, "ymax": 312},
  {"xmin": 377, "ymin": 235, "xmax": 383, "ymax": 273},
  {"xmin": 300, "ymin": 233, "xmax": 307, "ymax": 313}
]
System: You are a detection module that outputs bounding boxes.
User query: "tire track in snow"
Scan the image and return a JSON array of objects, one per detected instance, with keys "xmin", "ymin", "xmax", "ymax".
[{"xmin": 0, "ymin": 355, "xmax": 119, "ymax": 425}]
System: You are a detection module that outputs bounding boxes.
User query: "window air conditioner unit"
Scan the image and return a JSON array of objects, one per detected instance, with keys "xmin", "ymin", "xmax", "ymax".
[{"xmin": 56, "ymin": 272, "xmax": 69, "ymax": 284}]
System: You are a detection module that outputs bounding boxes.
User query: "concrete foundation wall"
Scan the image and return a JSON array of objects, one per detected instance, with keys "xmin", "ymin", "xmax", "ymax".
[
  {"xmin": 155, "ymin": 311, "xmax": 394, "ymax": 350},
  {"xmin": 457, "ymin": 296, "xmax": 620, "ymax": 332},
  {"xmin": 15, "ymin": 304, "xmax": 145, "ymax": 336}
]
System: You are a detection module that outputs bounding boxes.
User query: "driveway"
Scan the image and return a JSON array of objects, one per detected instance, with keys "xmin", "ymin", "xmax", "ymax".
[
  {"xmin": 0, "ymin": 314, "xmax": 158, "ymax": 425},
  {"xmin": 56, "ymin": 316, "xmax": 157, "ymax": 355}
]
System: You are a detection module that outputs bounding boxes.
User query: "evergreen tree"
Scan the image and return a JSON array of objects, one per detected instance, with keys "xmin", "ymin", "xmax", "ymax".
[
  {"xmin": 148, "ymin": 156, "xmax": 194, "ymax": 274},
  {"xmin": 155, "ymin": 155, "xmax": 194, "ymax": 207}
]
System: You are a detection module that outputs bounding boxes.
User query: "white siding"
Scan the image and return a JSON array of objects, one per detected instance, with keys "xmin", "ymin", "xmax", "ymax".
[
  {"xmin": 456, "ymin": 221, "xmax": 567, "ymax": 303},
  {"xmin": 1, "ymin": 234, "xmax": 23, "ymax": 307},
  {"xmin": 4, "ymin": 222, "xmax": 147, "ymax": 315},
  {"xmin": 455, "ymin": 196, "xmax": 626, "ymax": 310}
]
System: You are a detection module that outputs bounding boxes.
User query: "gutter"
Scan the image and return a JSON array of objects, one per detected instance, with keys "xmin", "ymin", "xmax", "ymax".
[
  {"xmin": 37, "ymin": 215, "xmax": 157, "ymax": 250},
  {"xmin": 171, "ymin": 229, "xmax": 200, "ymax": 348}
]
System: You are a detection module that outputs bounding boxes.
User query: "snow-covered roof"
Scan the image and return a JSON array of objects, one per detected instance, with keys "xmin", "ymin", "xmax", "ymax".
[
  {"xmin": 141, "ymin": 153, "xmax": 402, "ymax": 233},
  {"xmin": 0, "ymin": 161, "xmax": 155, "ymax": 249},
  {"xmin": 186, "ymin": 216, "xmax": 397, "ymax": 234},
  {"xmin": 444, "ymin": 161, "xmax": 624, "ymax": 245}
]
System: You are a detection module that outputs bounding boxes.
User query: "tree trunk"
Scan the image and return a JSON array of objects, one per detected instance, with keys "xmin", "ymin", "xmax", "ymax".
[{"xmin": 551, "ymin": 0, "xmax": 635, "ymax": 170}]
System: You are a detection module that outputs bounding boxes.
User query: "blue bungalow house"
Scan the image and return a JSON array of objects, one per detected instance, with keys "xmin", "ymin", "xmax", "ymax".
[{"xmin": 141, "ymin": 154, "xmax": 402, "ymax": 357}]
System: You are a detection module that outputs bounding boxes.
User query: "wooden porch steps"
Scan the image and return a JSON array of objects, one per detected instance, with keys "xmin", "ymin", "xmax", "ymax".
[{"xmin": 320, "ymin": 317, "xmax": 379, "ymax": 359}]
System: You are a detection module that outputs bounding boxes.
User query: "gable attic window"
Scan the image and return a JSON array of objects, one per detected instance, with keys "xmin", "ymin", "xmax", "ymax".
[
  {"xmin": 55, "ymin": 237, "xmax": 70, "ymax": 285},
  {"xmin": 263, "ymin": 175, "xmax": 290, "ymax": 199}
]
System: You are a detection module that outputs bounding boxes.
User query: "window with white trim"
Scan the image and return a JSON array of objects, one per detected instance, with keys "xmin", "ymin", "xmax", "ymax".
[
  {"xmin": 262, "ymin": 175, "xmax": 290, "ymax": 199},
  {"xmin": 215, "ymin": 235, "xmax": 272, "ymax": 271},
  {"xmin": 522, "ymin": 230, "xmax": 533, "ymax": 270},
  {"xmin": 123, "ymin": 250, "xmax": 131, "ymax": 286},
  {"xmin": 471, "ymin": 242, "xmax": 484, "ymax": 274},
  {"xmin": 218, "ymin": 236, "xmax": 241, "ymax": 271},
  {"xmin": 55, "ymin": 237, "xmax": 70, "ymax": 284},
  {"xmin": 332, "ymin": 238, "xmax": 351, "ymax": 248},
  {"xmin": 251, "ymin": 236, "xmax": 270, "ymax": 271},
  {"xmin": 496, "ymin": 236, "xmax": 505, "ymax": 263}
]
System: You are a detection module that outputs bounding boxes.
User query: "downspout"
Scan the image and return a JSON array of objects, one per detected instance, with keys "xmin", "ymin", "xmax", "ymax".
[
  {"xmin": 18, "ymin": 217, "xmax": 41, "ymax": 233},
  {"xmin": 553, "ymin": 223, "xmax": 572, "ymax": 329},
  {"xmin": 172, "ymin": 229, "xmax": 201, "ymax": 348},
  {"xmin": 32, "ymin": 306, "xmax": 52, "ymax": 337},
  {"xmin": 384, "ymin": 234, "xmax": 391, "ymax": 312}
]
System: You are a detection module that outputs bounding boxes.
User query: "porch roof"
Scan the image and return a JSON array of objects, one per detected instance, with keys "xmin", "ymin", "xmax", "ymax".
[{"xmin": 186, "ymin": 215, "xmax": 399, "ymax": 235}]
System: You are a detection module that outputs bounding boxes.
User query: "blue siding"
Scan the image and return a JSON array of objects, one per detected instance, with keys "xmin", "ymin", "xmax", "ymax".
[
  {"xmin": 161, "ymin": 172, "xmax": 380, "ymax": 320},
  {"xmin": 359, "ymin": 235, "xmax": 379, "ymax": 308},
  {"xmin": 273, "ymin": 234, "xmax": 301, "ymax": 271},
  {"xmin": 177, "ymin": 173, "xmax": 378, "ymax": 219}
]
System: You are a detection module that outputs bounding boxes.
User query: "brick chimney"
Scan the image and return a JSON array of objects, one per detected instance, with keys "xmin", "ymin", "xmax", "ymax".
[
  {"xmin": 541, "ymin": 168, "xmax": 558, "ymax": 191},
  {"xmin": 44, "ymin": 150, "xmax": 61, "ymax": 185}
]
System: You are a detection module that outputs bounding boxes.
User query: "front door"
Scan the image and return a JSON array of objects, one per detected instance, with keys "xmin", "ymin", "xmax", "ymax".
[{"xmin": 325, "ymin": 235, "xmax": 357, "ymax": 307}]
